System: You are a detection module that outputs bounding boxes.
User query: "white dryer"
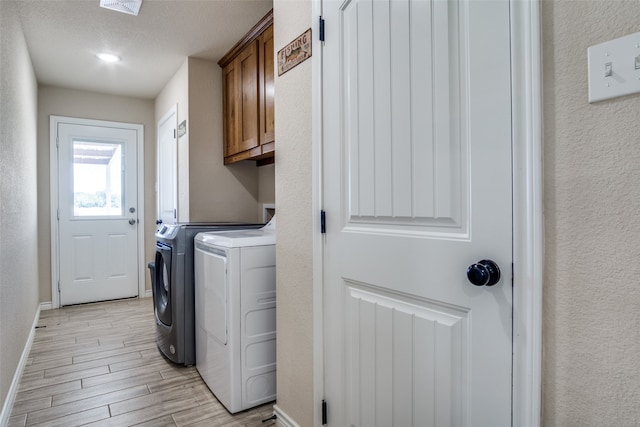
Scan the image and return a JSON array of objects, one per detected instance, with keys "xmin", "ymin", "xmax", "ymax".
[{"xmin": 194, "ymin": 218, "xmax": 276, "ymax": 413}]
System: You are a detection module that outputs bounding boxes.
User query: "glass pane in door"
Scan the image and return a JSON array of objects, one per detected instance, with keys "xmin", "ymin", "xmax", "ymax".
[{"xmin": 72, "ymin": 140, "xmax": 124, "ymax": 217}]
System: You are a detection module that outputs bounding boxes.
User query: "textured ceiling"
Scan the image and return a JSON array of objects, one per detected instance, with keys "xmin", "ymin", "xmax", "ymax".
[{"xmin": 16, "ymin": 0, "xmax": 274, "ymax": 99}]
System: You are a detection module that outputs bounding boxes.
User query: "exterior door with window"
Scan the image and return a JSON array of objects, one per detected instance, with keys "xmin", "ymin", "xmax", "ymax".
[
  {"xmin": 322, "ymin": 0, "xmax": 513, "ymax": 424},
  {"xmin": 57, "ymin": 121, "xmax": 139, "ymax": 305}
]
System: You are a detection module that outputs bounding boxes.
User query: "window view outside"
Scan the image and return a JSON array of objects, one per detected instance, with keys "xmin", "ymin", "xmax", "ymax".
[{"xmin": 73, "ymin": 141, "xmax": 123, "ymax": 216}]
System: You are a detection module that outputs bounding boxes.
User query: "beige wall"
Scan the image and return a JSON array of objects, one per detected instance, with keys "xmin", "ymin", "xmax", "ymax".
[
  {"xmin": 273, "ymin": 1, "xmax": 314, "ymax": 425},
  {"xmin": 156, "ymin": 60, "xmax": 190, "ymax": 222},
  {"xmin": 542, "ymin": 0, "xmax": 640, "ymax": 424},
  {"xmin": 273, "ymin": 0, "xmax": 640, "ymax": 425},
  {"xmin": 188, "ymin": 57, "xmax": 262, "ymax": 222},
  {"xmin": 0, "ymin": 0, "xmax": 40, "ymax": 410},
  {"xmin": 258, "ymin": 164, "xmax": 276, "ymax": 219},
  {"xmin": 155, "ymin": 58, "xmax": 262, "ymax": 224},
  {"xmin": 37, "ymin": 86, "xmax": 156, "ymax": 300},
  {"xmin": 12, "ymin": 1, "xmax": 640, "ymax": 425}
]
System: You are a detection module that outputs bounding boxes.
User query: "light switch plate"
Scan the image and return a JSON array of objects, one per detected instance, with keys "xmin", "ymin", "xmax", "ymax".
[{"xmin": 588, "ymin": 31, "xmax": 640, "ymax": 103}]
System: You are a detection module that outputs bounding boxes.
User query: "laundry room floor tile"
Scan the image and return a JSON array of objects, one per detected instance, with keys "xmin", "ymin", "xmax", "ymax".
[{"xmin": 9, "ymin": 297, "xmax": 276, "ymax": 427}]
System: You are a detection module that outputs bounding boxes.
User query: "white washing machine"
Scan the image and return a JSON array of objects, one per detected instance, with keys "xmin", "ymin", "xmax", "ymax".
[{"xmin": 194, "ymin": 218, "xmax": 276, "ymax": 413}]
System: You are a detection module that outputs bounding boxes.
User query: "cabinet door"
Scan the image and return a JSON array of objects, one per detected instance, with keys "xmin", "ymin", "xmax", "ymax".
[
  {"xmin": 222, "ymin": 62, "xmax": 240, "ymax": 157},
  {"xmin": 259, "ymin": 25, "xmax": 275, "ymax": 150},
  {"xmin": 237, "ymin": 41, "xmax": 260, "ymax": 154},
  {"xmin": 223, "ymin": 41, "xmax": 260, "ymax": 158}
]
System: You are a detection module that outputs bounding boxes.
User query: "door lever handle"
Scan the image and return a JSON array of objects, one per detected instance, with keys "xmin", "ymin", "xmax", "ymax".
[{"xmin": 129, "ymin": 218, "xmax": 136, "ymax": 225}]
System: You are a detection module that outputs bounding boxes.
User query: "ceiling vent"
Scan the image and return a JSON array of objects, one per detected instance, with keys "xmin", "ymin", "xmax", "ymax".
[{"xmin": 99, "ymin": 0, "xmax": 143, "ymax": 16}]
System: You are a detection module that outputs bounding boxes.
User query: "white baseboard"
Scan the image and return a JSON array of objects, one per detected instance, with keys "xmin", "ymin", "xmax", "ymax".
[
  {"xmin": 141, "ymin": 290, "xmax": 152, "ymax": 298},
  {"xmin": 39, "ymin": 301, "xmax": 52, "ymax": 311},
  {"xmin": 274, "ymin": 405, "xmax": 301, "ymax": 427},
  {"xmin": 0, "ymin": 304, "xmax": 41, "ymax": 426}
]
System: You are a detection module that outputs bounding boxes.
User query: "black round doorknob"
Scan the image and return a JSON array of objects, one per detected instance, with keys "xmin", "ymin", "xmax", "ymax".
[{"xmin": 467, "ymin": 259, "xmax": 501, "ymax": 287}]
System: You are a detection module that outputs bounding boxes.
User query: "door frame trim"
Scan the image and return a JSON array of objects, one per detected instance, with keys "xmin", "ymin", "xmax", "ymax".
[
  {"xmin": 311, "ymin": 0, "xmax": 543, "ymax": 425},
  {"xmin": 510, "ymin": 1, "xmax": 544, "ymax": 425},
  {"xmin": 49, "ymin": 116, "xmax": 146, "ymax": 309},
  {"xmin": 312, "ymin": 1, "xmax": 324, "ymax": 426}
]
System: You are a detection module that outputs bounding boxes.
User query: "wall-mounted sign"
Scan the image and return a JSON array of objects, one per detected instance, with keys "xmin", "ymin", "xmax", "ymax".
[{"xmin": 277, "ymin": 28, "xmax": 312, "ymax": 76}]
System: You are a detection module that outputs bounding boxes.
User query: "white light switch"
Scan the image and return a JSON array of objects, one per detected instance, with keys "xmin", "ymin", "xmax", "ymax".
[
  {"xmin": 588, "ymin": 31, "xmax": 640, "ymax": 103},
  {"xmin": 604, "ymin": 62, "xmax": 613, "ymax": 77}
]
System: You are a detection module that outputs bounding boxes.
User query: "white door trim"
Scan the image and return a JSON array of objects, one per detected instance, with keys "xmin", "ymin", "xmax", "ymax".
[
  {"xmin": 310, "ymin": 0, "xmax": 543, "ymax": 426},
  {"xmin": 510, "ymin": 0, "xmax": 544, "ymax": 425},
  {"xmin": 311, "ymin": 1, "xmax": 325, "ymax": 426},
  {"xmin": 50, "ymin": 116, "xmax": 146, "ymax": 309}
]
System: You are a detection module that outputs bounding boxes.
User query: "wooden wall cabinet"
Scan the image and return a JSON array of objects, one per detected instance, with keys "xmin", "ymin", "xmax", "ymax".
[{"xmin": 219, "ymin": 10, "xmax": 274, "ymax": 165}]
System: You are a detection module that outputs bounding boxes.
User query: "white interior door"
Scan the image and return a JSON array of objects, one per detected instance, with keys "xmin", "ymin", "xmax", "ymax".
[
  {"xmin": 157, "ymin": 105, "xmax": 177, "ymax": 225},
  {"xmin": 57, "ymin": 122, "xmax": 139, "ymax": 306},
  {"xmin": 322, "ymin": 0, "xmax": 513, "ymax": 425}
]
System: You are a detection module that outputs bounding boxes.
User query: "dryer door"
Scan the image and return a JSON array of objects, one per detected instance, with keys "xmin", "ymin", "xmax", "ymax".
[
  {"xmin": 154, "ymin": 242, "xmax": 173, "ymax": 326},
  {"xmin": 195, "ymin": 243, "xmax": 228, "ymax": 345}
]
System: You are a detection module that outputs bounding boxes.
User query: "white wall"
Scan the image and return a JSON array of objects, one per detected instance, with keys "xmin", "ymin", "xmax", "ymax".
[
  {"xmin": 37, "ymin": 86, "xmax": 156, "ymax": 299},
  {"xmin": 0, "ymin": 0, "xmax": 40, "ymax": 410},
  {"xmin": 273, "ymin": 1, "xmax": 314, "ymax": 425},
  {"xmin": 542, "ymin": 1, "xmax": 640, "ymax": 424}
]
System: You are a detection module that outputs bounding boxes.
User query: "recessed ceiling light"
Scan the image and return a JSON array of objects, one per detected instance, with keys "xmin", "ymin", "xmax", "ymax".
[{"xmin": 96, "ymin": 53, "xmax": 121, "ymax": 63}]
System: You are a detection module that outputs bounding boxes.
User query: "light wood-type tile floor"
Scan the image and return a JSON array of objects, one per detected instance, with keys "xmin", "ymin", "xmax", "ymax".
[{"xmin": 7, "ymin": 297, "xmax": 276, "ymax": 427}]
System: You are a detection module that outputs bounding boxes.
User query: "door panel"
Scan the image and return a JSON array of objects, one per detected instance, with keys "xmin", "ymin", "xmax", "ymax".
[
  {"xmin": 259, "ymin": 25, "xmax": 275, "ymax": 146},
  {"xmin": 71, "ymin": 235, "xmax": 94, "ymax": 280},
  {"xmin": 157, "ymin": 106, "xmax": 177, "ymax": 225},
  {"xmin": 239, "ymin": 41, "xmax": 260, "ymax": 153},
  {"xmin": 200, "ymin": 248, "xmax": 228, "ymax": 346},
  {"xmin": 323, "ymin": 0, "xmax": 513, "ymax": 424},
  {"xmin": 58, "ymin": 122, "xmax": 139, "ymax": 306},
  {"xmin": 345, "ymin": 281, "xmax": 469, "ymax": 427},
  {"xmin": 223, "ymin": 66, "xmax": 239, "ymax": 157},
  {"xmin": 344, "ymin": 0, "xmax": 465, "ymax": 233},
  {"xmin": 107, "ymin": 233, "xmax": 128, "ymax": 277}
]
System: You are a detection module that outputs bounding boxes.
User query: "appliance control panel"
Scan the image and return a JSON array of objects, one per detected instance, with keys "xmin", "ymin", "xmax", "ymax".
[{"xmin": 155, "ymin": 224, "xmax": 179, "ymax": 239}]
